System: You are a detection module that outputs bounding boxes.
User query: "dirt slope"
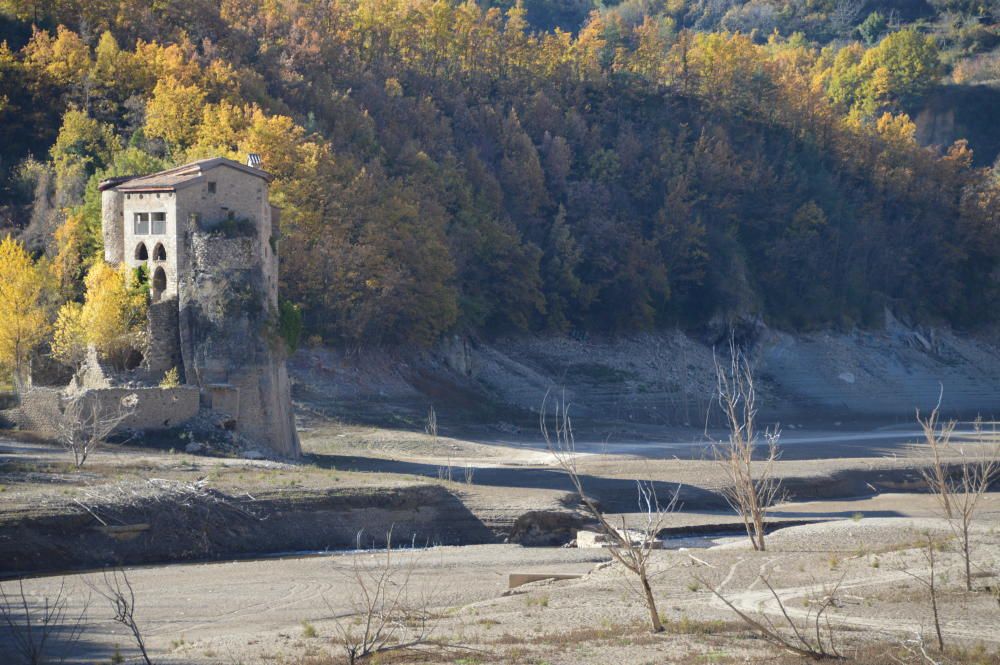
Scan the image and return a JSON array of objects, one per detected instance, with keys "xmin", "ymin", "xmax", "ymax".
[{"xmin": 289, "ymin": 320, "xmax": 1000, "ymax": 432}]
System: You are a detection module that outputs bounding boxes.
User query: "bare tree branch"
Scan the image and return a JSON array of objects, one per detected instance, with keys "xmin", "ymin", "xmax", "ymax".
[
  {"xmin": 329, "ymin": 529, "xmax": 442, "ymax": 664},
  {"xmin": 87, "ymin": 568, "xmax": 151, "ymax": 665},
  {"xmin": 700, "ymin": 572, "xmax": 845, "ymax": 660},
  {"xmin": 56, "ymin": 392, "xmax": 138, "ymax": 468},
  {"xmin": 0, "ymin": 578, "xmax": 89, "ymax": 665},
  {"xmin": 918, "ymin": 394, "xmax": 1000, "ymax": 591},
  {"xmin": 541, "ymin": 390, "xmax": 679, "ymax": 633},
  {"xmin": 899, "ymin": 534, "xmax": 945, "ymax": 652},
  {"xmin": 711, "ymin": 337, "xmax": 782, "ymax": 551}
]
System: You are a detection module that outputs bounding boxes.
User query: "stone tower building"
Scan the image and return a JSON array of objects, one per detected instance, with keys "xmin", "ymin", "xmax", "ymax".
[{"xmin": 99, "ymin": 157, "xmax": 300, "ymax": 457}]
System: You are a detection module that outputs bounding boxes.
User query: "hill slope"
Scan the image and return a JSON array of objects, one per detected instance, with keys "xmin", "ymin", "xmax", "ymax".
[{"xmin": 0, "ymin": 0, "xmax": 998, "ymax": 351}]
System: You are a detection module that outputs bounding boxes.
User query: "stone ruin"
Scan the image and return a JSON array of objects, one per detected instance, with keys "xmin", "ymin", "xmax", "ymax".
[{"xmin": 4, "ymin": 157, "xmax": 300, "ymax": 458}]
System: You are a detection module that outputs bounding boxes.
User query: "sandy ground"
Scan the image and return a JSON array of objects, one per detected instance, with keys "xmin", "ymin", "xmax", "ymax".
[
  {"xmin": 3, "ymin": 417, "xmax": 1000, "ymax": 663},
  {"xmin": 3, "ymin": 511, "xmax": 999, "ymax": 664}
]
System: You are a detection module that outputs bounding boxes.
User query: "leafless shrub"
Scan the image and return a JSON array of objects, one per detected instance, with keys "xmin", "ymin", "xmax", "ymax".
[
  {"xmin": 57, "ymin": 392, "xmax": 138, "ymax": 468},
  {"xmin": 918, "ymin": 398, "xmax": 1000, "ymax": 591},
  {"xmin": 711, "ymin": 339, "xmax": 781, "ymax": 551},
  {"xmin": 437, "ymin": 459, "xmax": 452, "ymax": 483},
  {"xmin": 329, "ymin": 530, "xmax": 440, "ymax": 664},
  {"xmin": 899, "ymin": 533, "xmax": 945, "ymax": 652},
  {"xmin": 919, "ymin": 399, "xmax": 955, "ymax": 519},
  {"xmin": 892, "ymin": 631, "xmax": 945, "ymax": 665},
  {"xmin": 463, "ymin": 464, "xmax": 475, "ymax": 486},
  {"xmin": 424, "ymin": 406, "xmax": 437, "ymax": 438},
  {"xmin": 541, "ymin": 391, "xmax": 679, "ymax": 633},
  {"xmin": 702, "ymin": 573, "xmax": 845, "ymax": 660},
  {"xmin": 0, "ymin": 578, "xmax": 88, "ymax": 665},
  {"xmin": 87, "ymin": 568, "xmax": 151, "ymax": 665}
]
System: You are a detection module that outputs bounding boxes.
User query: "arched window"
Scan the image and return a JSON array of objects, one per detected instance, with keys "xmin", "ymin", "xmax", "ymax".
[
  {"xmin": 153, "ymin": 243, "xmax": 166, "ymax": 261},
  {"xmin": 135, "ymin": 243, "xmax": 148, "ymax": 261},
  {"xmin": 151, "ymin": 267, "xmax": 167, "ymax": 302}
]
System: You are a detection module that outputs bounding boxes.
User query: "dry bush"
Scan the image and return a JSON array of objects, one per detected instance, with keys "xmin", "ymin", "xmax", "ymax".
[
  {"xmin": 0, "ymin": 578, "xmax": 88, "ymax": 665},
  {"xmin": 424, "ymin": 406, "xmax": 437, "ymax": 438},
  {"xmin": 701, "ymin": 573, "xmax": 845, "ymax": 660},
  {"xmin": 541, "ymin": 391, "xmax": 679, "ymax": 633},
  {"xmin": 898, "ymin": 533, "xmax": 946, "ymax": 653},
  {"xmin": 711, "ymin": 338, "xmax": 782, "ymax": 551},
  {"xmin": 328, "ymin": 531, "xmax": 444, "ymax": 664},
  {"xmin": 87, "ymin": 568, "xmax": 151, "ymax": 665},
  {"xmin": 782, "ymin": 640, "xmax": 1000, "ymax": 665},
  {"xmin": 57, "ymin": 392, "xmax": 138, "ymax": 468},
  {"xmin": 918, "ymin": 399, "xmax": 1000, "ymax": 591}
]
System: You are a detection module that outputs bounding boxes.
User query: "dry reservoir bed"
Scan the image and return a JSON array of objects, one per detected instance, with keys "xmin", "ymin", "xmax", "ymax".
[
  {"xmin": 2, "ymin": 515, "xmax": 1000, "ymax": 664},
  {"xmin": 2, "ymin": 421, "xmax": 1000, "ymax": 663}
]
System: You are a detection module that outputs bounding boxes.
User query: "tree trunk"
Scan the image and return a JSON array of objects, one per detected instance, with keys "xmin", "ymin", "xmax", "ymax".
[
  {"xmin": 640, "ymin": 573, "xmax": 663, "ymax": 633},
  {"xmin": 931, "ymin": 587, "xmax": 944, "ymax": 651},
  {"xmin": 963, "ymin": 521, "xmax": 972, "ymax": 592},
  {"xmin": 753, "ymin": 508, "xmax": 766, "ymax": 551}
]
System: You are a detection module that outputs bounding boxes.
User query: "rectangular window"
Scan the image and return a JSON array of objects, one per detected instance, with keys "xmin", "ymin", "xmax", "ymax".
[
  {"xmin": 207, "ymin": 181, "xmax": 216, "ymax": 194},
  {"xmin": 151, "ymin": 212, "xmax": 167, "ymax": 234},
  {"xmin": 133, "ymin": 212, "xmax": 149, "ymax": 235}
]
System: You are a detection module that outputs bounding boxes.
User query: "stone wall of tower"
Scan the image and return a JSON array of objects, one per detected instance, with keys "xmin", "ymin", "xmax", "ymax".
[
  {"xmin": 101, "ymin": 189, "xmax": 125, "ymax": 265},
  {"xmin": 121, "ymin": 190, "xmax": 180, "ymax": 300},
  {"xmin": 145, "ymin": 297, "xmax": 183, "ymax": 380}
]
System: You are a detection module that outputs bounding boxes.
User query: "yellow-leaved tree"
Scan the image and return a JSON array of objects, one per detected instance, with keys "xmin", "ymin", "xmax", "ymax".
[
  {"xmin": 52, "ymin": 262, "xmax": 148, "ymax": 370},
  {"xmin": 0, "ymin": 236, "xmax": 51, "ymax": 388},
  {"xmin": 52, "ymin": 209, "xmax": 89, "ymax": 298},
  {"xmin": 144, "ymin": 76, "xmax": 207, "ymax": 151}
]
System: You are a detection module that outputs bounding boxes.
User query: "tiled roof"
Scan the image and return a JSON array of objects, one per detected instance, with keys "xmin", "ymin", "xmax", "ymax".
[{"xmin": 99, "ymin": 157, "xmax": 273, "ymax": 192}]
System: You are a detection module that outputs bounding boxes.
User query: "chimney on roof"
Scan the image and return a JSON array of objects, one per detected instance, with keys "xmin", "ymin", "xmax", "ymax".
[{"xmin": 247, "ymin": 153, "xmax": 263, "ymax": 169}]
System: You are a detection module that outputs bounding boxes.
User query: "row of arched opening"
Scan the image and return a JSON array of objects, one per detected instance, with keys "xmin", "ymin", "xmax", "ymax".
[
  {"xmin": 135, "ymin": 242, "xmax": 167, "ymax": 261},
  {"xmin": 135, "ymin": 242, "xmax": 168, "ymax": 302}
]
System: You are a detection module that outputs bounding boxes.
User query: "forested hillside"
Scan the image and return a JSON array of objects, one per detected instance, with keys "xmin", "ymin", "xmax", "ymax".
[{"xmin": 0, "ymin": 0, "xmax": 998, "ymax": 352}]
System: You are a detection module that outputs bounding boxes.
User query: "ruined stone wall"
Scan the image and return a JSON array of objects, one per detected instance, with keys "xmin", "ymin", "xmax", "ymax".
[
  {"xmin": 77, "ymin": 387, "xmax": 200, "ymax": 430},
  {"xmin": 2, "ymin": 388, "xmax": 63, "ymax": 438},
  {"xmin": 189, "ymin": 234, "xmax": 257, "ymax": 268},
  {"xmin": 2, "ymin": 386, "xmax": 200, "ymax": 437}
]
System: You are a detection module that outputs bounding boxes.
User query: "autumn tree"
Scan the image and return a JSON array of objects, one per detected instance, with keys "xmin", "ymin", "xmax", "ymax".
[
  {"xmin": 0, "ymin": 236, "xmax": 51, "ymax": 388},
  {"xmin": 52, "ymin": 261, "xmax": 147, "ymax": 369},
  {"xmin": 50, "ymin": 108, "xmax": 121, "ymax": 198},
  {"xmin": 143, "ymin": 76, "xmax": 207, "ymax": 151},
  {"xmin": 21, "ymin": 26, "xmax": 91, "ymax": 91}
]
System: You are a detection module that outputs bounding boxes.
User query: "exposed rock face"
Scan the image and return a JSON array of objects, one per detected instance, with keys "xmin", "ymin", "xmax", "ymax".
[
  {"xmin": 508, "ymin": 510, "xmax": 590, "ymax": 547},
  {"xmin": 911, "ymin": 84, "xmax": 1000, "ymax": 167},
  {"xmin": 913, "ymin": 105, "xmax": 955, "ymax": 149},
  {"xmin": 178, "ymin": 231, "xmax": 299, "ymax": 457}
]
